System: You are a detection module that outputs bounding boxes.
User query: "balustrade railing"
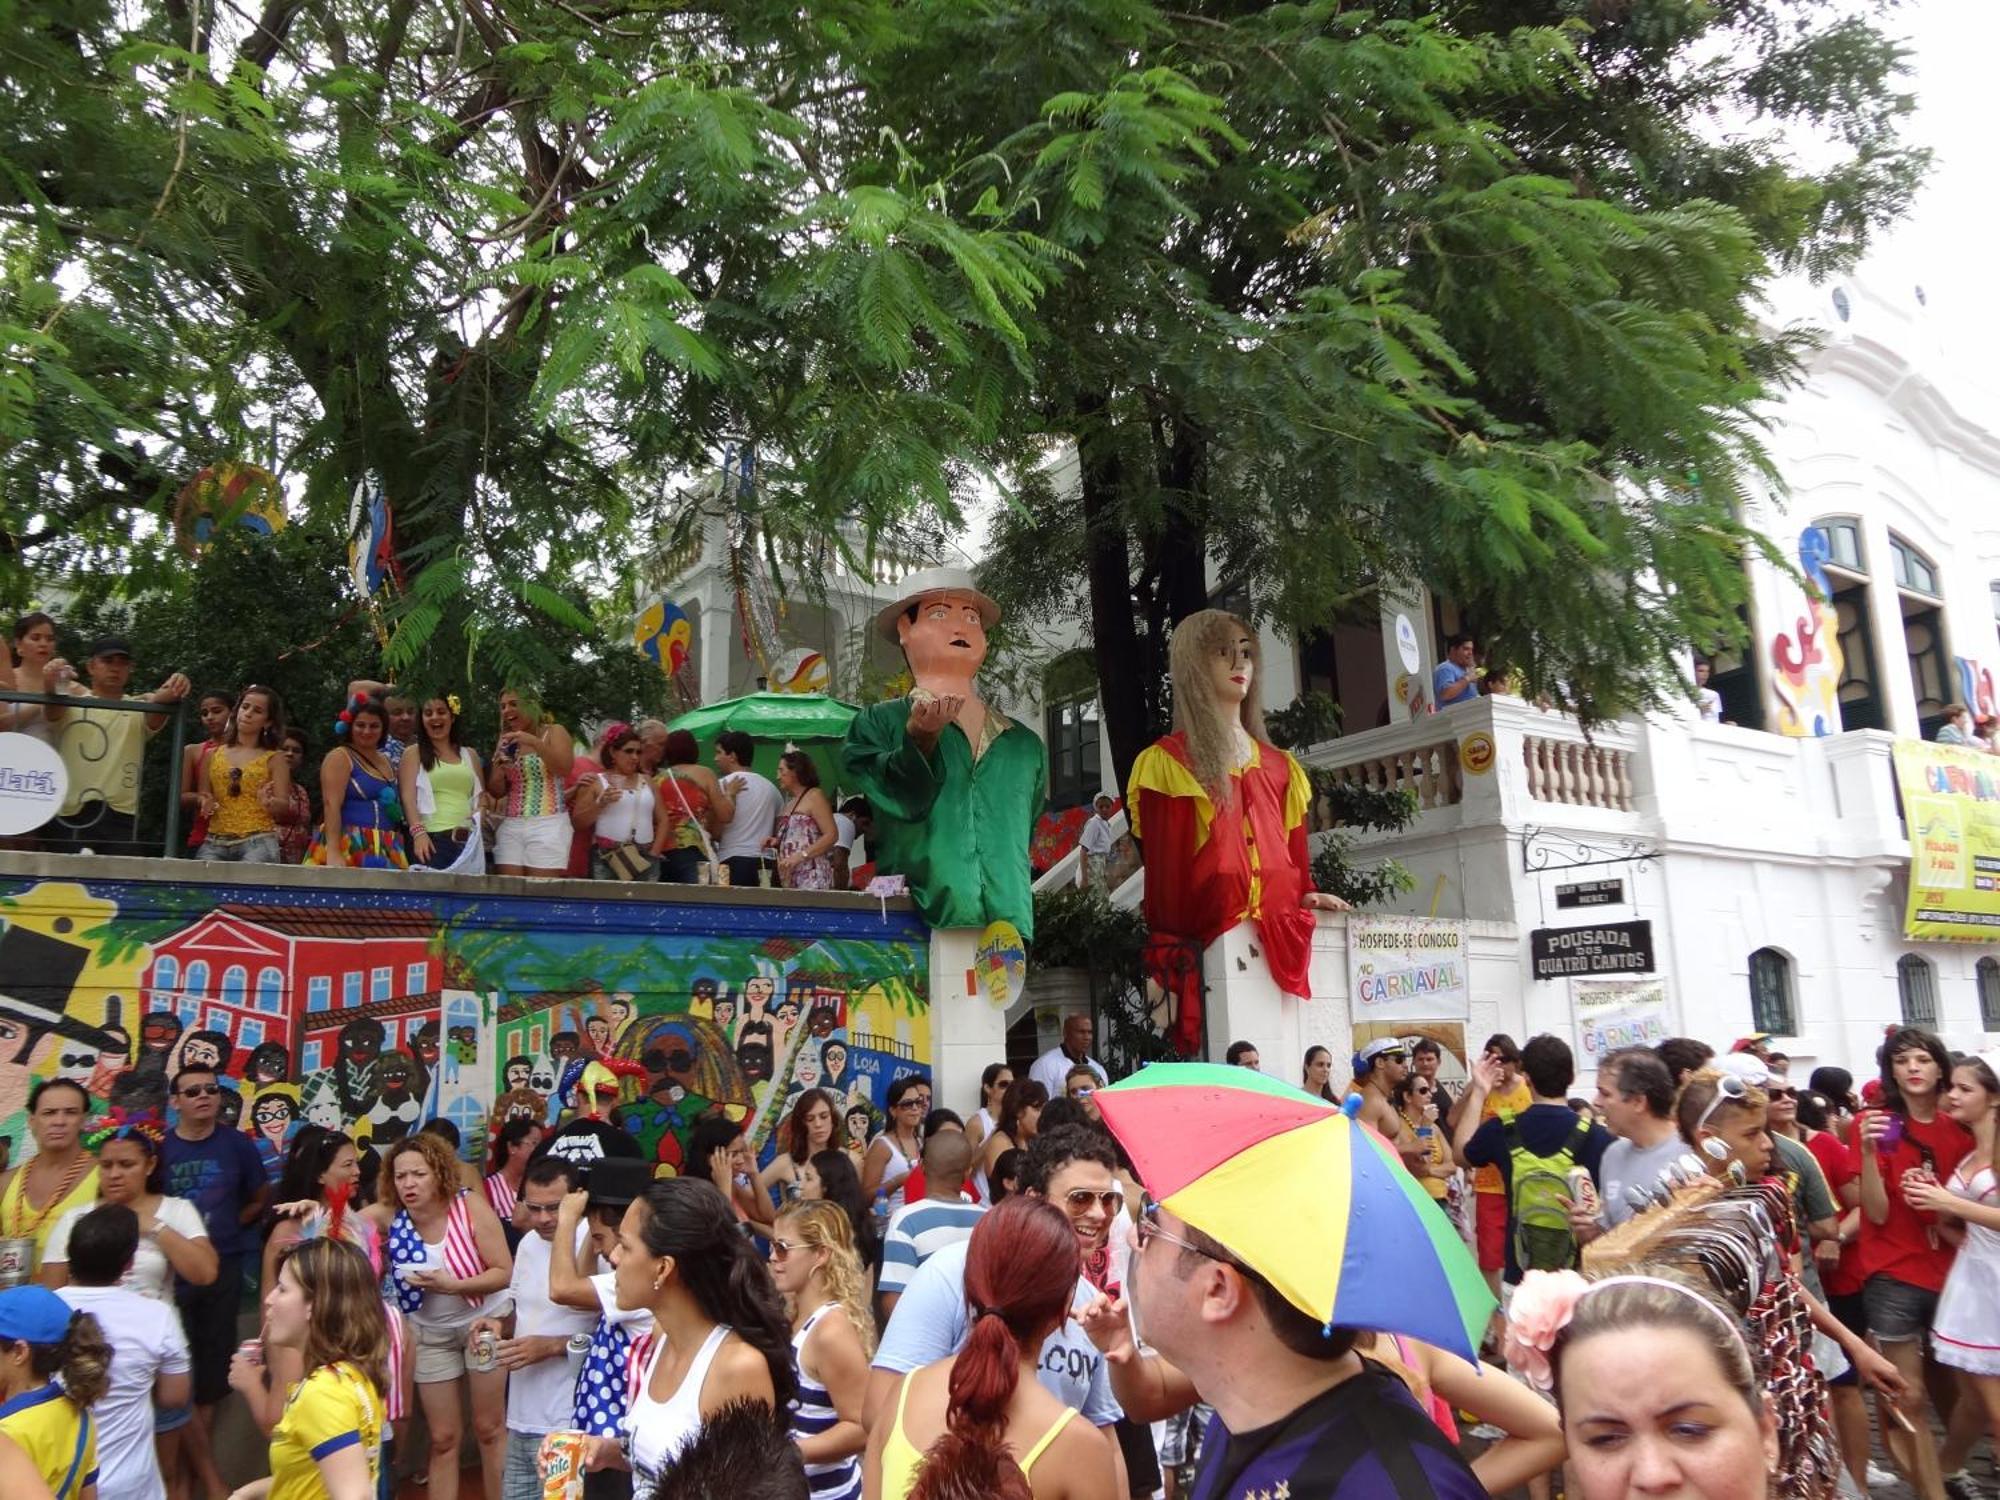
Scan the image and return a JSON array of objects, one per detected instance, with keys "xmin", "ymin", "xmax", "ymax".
[
  {"xmin": 1314, "ymin": 739, "xmax": 1463, "ymax": 825},
  {"xmin": 1521, "ymin": 733, "xmax": 1634, "ymax": 811}
]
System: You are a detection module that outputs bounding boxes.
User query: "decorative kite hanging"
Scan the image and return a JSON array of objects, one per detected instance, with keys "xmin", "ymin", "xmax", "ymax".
[
  {"xmin": 634, "ymin": 596, "xmax": 699, "ymax": 707},
  {"xmin": 347, "ymin": 474, "xmax": 405, "ymax": 646},
  {"xmin": 172, "ymin": 461, "xmax": 287, "ymax": 558}
]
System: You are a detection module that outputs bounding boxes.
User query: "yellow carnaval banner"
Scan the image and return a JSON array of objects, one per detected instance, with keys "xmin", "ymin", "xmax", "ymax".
[{"xmin": 1891, "ymin": 740, "xmax": 2000, "ymax": 942}]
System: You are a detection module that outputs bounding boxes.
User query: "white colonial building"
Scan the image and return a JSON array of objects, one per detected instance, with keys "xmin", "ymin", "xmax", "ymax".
[{"xmin": 652, "ymin": 270, "xmax": 2000, "ymax": 1098}]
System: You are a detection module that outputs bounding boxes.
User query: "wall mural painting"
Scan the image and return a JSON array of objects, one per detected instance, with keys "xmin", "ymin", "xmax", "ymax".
[
  {"xmin": 0, "ymin": 878, "xmax": 931, "ymax": 1178},
  {"xmin": 1770, "ymin": 526, "xmax": 1846, "ymax": 739}
]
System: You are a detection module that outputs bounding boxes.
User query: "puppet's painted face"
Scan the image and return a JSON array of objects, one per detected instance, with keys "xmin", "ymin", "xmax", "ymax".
[
  {"xmin": 506, "ymin": 1058, "xmax": 531, "ymax": 1090},
  {"xmin": 897, "ymin": 593, "xmax": 989, "ymax": 683},
  {"xmin": 340, "ymin": 1024, "xmax": 381, "ymax": 1066},
  {"xmin": 528, "ymin": 1056, "xmax": 557, "ymax": 1095}
]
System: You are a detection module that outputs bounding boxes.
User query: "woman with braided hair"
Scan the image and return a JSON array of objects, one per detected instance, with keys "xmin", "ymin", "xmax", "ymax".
[{"xmin": 863, "ymin": 1196, "xmax": 1115, "ymax": 1500}]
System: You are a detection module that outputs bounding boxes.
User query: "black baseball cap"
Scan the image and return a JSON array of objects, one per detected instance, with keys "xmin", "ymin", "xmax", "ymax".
[
  {"xmin": 583, "ymin": 1156, "xmax": 652, "ymax": 1209},
  {"xmin": 88, "ymin": 636, "xmax": 133, "ymax": 660}
]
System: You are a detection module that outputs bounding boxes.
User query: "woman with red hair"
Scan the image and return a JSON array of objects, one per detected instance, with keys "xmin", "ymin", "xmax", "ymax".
[{"xmin": 862, "ymin": 1197, "xmax": 1116, "ymax": 1500}]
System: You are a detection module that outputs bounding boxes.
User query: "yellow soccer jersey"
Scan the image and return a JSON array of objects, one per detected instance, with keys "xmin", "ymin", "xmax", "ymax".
[{"xmin": 270, "ymin": 1361, "xmax": 383, "ymax": 1500}]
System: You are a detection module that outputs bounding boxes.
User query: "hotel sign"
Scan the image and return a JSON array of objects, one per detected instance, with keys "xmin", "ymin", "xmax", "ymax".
[{"xmin": 1529, "ymin": 920, "xmax": 1654, "ymax": 981}]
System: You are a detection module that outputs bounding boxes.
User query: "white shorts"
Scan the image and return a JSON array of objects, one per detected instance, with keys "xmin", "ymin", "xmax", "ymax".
[{"xmin": 494, "ymin": 812, "xmax": 571, "ymax": 869}]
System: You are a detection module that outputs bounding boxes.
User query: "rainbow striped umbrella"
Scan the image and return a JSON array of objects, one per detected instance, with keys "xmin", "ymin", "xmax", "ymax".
[{"xmin": 1094, "ymin": 1062, "xmax": 1494, "ymax": 1362}]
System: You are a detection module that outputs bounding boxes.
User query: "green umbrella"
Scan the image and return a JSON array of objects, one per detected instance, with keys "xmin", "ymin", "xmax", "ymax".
[{"xmin": 667, "ymin": 693, "xmax": 861, "ymax": 797}]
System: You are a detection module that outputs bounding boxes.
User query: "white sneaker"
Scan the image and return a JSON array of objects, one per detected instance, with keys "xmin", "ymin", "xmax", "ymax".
[
  {"xmin": 1865, "ymin": 1461, "xmax": 1898, "ymax": 1489},
  {"xmin": 1468, "ymin": 1422, "xmax": 1507, "ymax": 1441}
]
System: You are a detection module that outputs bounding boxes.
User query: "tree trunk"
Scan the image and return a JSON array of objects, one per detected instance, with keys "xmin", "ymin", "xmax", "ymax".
[{"xmin": 1078, "ymin": 394, "xmax": 1153, "ymax": 798}]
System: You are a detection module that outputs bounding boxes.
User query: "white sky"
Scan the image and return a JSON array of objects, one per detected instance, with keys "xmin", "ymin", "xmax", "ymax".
[{"xmin": 1864, "ymin": 0, "xmax": 2000, "ymax": 359}]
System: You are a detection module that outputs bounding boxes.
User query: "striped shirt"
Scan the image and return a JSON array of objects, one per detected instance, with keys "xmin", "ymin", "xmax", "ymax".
[
  {"xmin": 878, "ymin": 1197, "xmax": 986, "ymax": 1296},
  {"xmin": 483, "ymin": 1173, "xmax": 517, "ymax": 1222},
  {"xmin": 790, "ymin": 1304, "xmax": 861, "ymax": 1499}
]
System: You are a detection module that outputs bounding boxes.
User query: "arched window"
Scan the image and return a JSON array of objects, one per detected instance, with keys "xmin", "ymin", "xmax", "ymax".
[
  {"xmin": 256, "ymin": 967, "xmax": 284, "ymax": 1013},
  {"xmin": 183, "ymin": 961, "xmax": 210, "ymax": 999},
  {"xmin": 1897, "ymin": 954, "xmax": 1938, "ymax": 1028},
  {"xmin": 1889, "ymin": 533, "xmax": 1952, "ymax": 736},
  {"xmin": 1980, "ymin": 957, "xmax": 2000, "ymax": 1032},
  {"xmin": 220, "ymin": 965, "xmax": 247, "ymax": 1008},
  {"xmin": 1748, "ymin": 949, "xmax": 1796, "ymax": 1036},
  {"xmin": 1890, "ymin": 535, "xmax": 1940, "ymax": 597},
  {"xmin": 151, "ymin": 956, "xmax": 180, "ymax": 1002}
]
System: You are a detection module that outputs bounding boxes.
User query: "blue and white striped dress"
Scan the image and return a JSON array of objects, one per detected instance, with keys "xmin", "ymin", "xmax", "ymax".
[{"xmin": 790, "ymin": 1303, "xmax": 863, "ymax": 1499}]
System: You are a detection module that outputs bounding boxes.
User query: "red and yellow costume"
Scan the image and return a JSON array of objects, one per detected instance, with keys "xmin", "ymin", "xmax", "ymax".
[{"xmin": 1127, "ymin": 731, "xmax": 1318, "ymax": 1055}]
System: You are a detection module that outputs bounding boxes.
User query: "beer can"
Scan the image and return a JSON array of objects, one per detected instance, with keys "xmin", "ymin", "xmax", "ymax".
[
  {"xmin": 538, "ymin": 1430, "xmax": 589, "ymax": 1500},
  {"xmin": 468, "ymin": 1328, "xmax": 498, "ymax": 1373},
  {"xmin": 1565, "ymin": 1165, "xmax": 1599, "ymax": 1218},
  {"xmin": 714, "ymin": 862, "xmax": 731, "ymax": 887},
  {"xmin": 237, "ymin": 1338, "xmax": 264, "ymax": 1369},
  {"xmin": 0, "ymin": 1238, "xmax": 35, "ymax": 1289},
  {"xmin": 696, "ymin": 861, "xmax": 713, "ymax": 885}
]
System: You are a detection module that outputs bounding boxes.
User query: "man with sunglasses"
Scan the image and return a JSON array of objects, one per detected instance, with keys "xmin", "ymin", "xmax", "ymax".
[
  {"xmin": 161, "ymin": 1064, "xmax": 269, "ymax": 1500},
  {"xmin": 1351, "ymin": 1038, "xmax": 1426, "ymax": 1173},
  {"xmin": 1086, "ymin": 1194, "xmax": 1484, "ymax": 1498},
  {"xmin": 865, "ymin": 1125, "xmax": 1130, "ymax": 1490}
]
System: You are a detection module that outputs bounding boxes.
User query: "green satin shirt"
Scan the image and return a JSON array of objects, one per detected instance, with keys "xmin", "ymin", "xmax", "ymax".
[{"xmin": 840, "ymin": 698, "xmax": 1046, "ymax": 938}]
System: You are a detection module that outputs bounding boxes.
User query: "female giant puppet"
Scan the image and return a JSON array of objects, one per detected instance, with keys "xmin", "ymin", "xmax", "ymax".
[{"xmin": 1128, "ymin": 610, "xmax": 1347, "ymax": 1054}]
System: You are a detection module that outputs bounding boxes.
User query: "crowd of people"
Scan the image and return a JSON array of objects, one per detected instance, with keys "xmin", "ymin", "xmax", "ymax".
[
  {"xmin": 0, "ymin": 619, "xmax": 876, "ymax": 887},
  {"xmin": 0, "ymin": 1015, "xmax": 1979, "ymax": 1500}
]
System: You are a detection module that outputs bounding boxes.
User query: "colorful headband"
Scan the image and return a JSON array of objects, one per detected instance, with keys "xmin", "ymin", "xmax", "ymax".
[
  {"xmin": 84, "ymin": 1107, "xmax": 167, "ymax": 1153},
  {"xmin": 333, "ymin": 691, "xmax": 370, "ymax": 737},
  {"xmin": 1502, "ymin": 1269, "xmax": 1752, "ymax": 1392}
]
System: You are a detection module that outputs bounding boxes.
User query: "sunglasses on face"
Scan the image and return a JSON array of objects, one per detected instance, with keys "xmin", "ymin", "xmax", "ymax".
[
  {"xmin": 179, "ymin": 1084, "xmax": 221, "ymax": 1098},
  {"xmin": 1064, "ymin": 1188, "xmax": 1124, "ymax": 1213},
  {"xmin": 1136, "ymin": 1197, "xmax": 1215, "ymax": 1259},
  {"xmin": 768, "ymin": 1239, "xmax": 802, "ymax": 1260},
  {"xmin": 1070, "ymin": 1086, "xmax": 1095, "ymax": 1097}
]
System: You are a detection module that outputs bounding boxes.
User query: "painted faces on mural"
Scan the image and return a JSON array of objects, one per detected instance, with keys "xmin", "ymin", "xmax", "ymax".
[
  {"xmin": 807, "ymin": 1003, "xmax": 839, "ymax": 1039},
  {"xmin": 141, "ymin": 1011, "xmax": 180, "ymax": 1055},
  {"xmin": 549, "ymin": 1031, "xmax": 580, "ymax": 1063},
  {"xmin": 378, "ymin": 1052, "xmax": 415, "ymax": 1100},
  {"xmin": 339, "ymin": 1019, "xmax": 382, "ymax": 1065},
  {"xmin": 821, "ymin": 1041, "xmax": 848, "ymax": 1087},
  {"xmin": 182, "ymin": 1029, "xmax": 228, "ymax": 1072},
  {"xmin": 49, "ymin": 1038, "xmax": 97, "ymax": 1086},
  {"xmin": 412, "ymin": 1025, "xmax": 440, "ymax": 1068},
  {"xmin": 248, "ymin": 1042, "xmax": 290, "ymax": 1084},
  {"xmin": 744, "ymin": 977, "xmax": 776, "ymax": 1014},
  {"xmin": 846, "ymin": 1104, "xmax": 872, "ymax": 1149},
  {"xmin": 736, "ymin": 1020, "xmax": 774, "ymax": 1084},
  {"xmin": 0, "ymin": 1017, "xmax": 37, "ymax": 1069},
  {"xmin": 712, "ymin": 999, "xmax": 736, "ymax": 1033},
  {"xmin": 775, "ymin": 996, "xmax": 800, "ymax": 1029},
  {"xmin": 529, "ymin": 1055, "xmax": 558, "ymax": 1095},
  {"xmin": 609, "ymin": 994, "xmax": 633, "ymax": 1029},
  {"xmin": 505, "ymin": 1056, "xmax": 532, "ymax": 1091},
  {"xmin": 252, "ymin": 1093, "xmax": 297, "ymax": 1144},
  {"xmin": 585, "ymin": 1016, "xmax": 611, "ymax": 1053}
]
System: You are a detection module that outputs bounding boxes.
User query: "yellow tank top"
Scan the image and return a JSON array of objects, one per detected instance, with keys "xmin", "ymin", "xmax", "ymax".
[
  {"xmin": 425, "ymin": 753, "xmax": 476, "ymax": 830},
  {"xmin": 208, "ymin": 748, "xmax": 279, "ymax": 836},
  {"xmin": 878, "ymin": 1368, "xmax": 1078, "ymax": 1500},
  {"xmin": 0, "ymin": 1162, "xmax": 99, "ymax": 1265}
]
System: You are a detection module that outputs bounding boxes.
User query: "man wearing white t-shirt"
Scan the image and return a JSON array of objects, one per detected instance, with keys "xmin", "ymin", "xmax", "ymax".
[
  {"xmin": 472, "ymin": 1158, "xmax": 598, "ymax": 1500},
  {"xmin": 55, "ymin": 1203, "xmax": 191, "ymax": 1500},
  {"xmin": 713, "ymin": 731, "xmax": 782, "ymax": 888},
  {"xmin": 549, "ymin": 1158, "xmax": 656, "ymax": 1500}
]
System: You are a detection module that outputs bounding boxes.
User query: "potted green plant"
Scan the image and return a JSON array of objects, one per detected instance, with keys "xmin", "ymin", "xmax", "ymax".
[{"xmin": 1024, "ymin": 883, "xmax": 1148, "ymax": 1017}]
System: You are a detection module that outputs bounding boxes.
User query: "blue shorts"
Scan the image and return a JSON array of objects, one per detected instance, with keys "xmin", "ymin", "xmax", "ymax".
[{"xmin": 154, "ymin": 1403, "xmax": 194, "ymax": 1433}]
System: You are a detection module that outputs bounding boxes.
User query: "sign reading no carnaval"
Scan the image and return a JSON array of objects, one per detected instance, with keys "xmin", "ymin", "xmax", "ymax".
[
  {"xmin": 1348, "ymin": 916, "xmax": 1470, "ymax": 1020},
  {"xmin": 1571, "ymin": 978, "xmax": 1670, "ymax": 1060},
  {"xmin": 1891, "ymin": 739, "xmax": 2000, "ymax": 942}
]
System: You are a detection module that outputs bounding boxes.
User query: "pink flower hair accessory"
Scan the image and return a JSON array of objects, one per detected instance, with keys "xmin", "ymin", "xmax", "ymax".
[{"xmin": 1500, "ymin": 1269, "xmax": 1590, "ymax": 1392}]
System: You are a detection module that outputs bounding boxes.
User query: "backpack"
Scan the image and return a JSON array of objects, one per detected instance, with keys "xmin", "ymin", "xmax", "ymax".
[{"xmin": 1504, "ymin": 1109, "xmax": 1591, "ymax": 1272}]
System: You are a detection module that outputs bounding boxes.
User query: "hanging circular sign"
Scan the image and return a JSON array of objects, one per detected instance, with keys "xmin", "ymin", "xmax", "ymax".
[
  {"xmin": 1395, "ymin": 613, "xmax": 1421, "ymax": 674},
  {"xmin": 1460, "ymin": 732, "xmax": 1497, "ymax": 776},
  {"xmin": 769, "ymin": 647, "xmax": 831, "ymax": 696},
  {"xmin": 0, "ymin": 733, "xmax": 68, "ymax": 836},
  {"xmin": 972, "ymin": 920, "xmax": 1027, "ymax": 1009},
  {"xmin": 173, "ymin": 462, "xmax": 286, "ymax": 558},
  {"xmin": 634, "ymin": 598, "xmax": 693, "ymax": 678}
]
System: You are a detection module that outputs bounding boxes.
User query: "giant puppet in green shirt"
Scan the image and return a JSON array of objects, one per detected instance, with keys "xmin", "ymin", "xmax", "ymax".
[{"xmin": 840, "ymin": 567, "xmax": 1046, "ymax": 938}]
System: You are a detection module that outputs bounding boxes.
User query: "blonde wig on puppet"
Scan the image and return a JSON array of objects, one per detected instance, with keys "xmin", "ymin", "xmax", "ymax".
[{"xmin": 1169, "ymin": 609, "xmax": 1270, "ymax": 804}]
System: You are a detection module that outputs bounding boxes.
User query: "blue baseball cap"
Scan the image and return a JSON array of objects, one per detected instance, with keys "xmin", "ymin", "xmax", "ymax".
[{"xmin": 0, "ymin": 1286, "xmax": 73, "ymax": 1344}]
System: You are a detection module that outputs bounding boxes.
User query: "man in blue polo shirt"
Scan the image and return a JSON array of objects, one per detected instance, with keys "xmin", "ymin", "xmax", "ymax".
[{"xmin": 1432, "ymin": 632, "xmax": 1480, "ymax": 708}]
